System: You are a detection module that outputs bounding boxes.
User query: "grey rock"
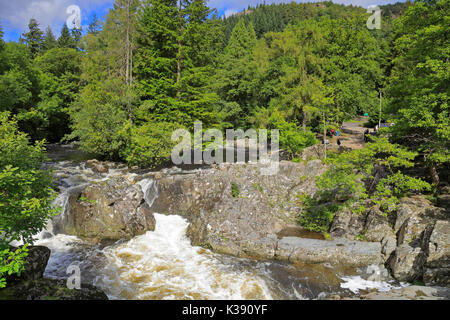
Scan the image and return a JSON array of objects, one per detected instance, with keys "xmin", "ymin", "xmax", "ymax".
[
  {"xmin": 0, "ymin": 279, "xmax": 108, "ymax": 300},
  {"xmin": 330, "ymin": 208, "xmax": 365, "ymax": 240},
  {"xmin": 64, "ymin": 177, "xmax": 156, "ymax": 241},
  {"xmin": 364, "ymin": 206, "xmax": 395, "ymax": 243},
  {"xmin": 6, "ymin": 246, "xmax": 51, "ymax": 284},
  {"xmin": 276, "ymin": 237, "xmax": 382, "ymax": 267},
  {"xmin": 388, "ymin": 244, "xmax": 426, "ymax": 282},
  {"xmin": 424, "ymin": 220, "xmax": 450, "ymax": 286},
  {"xmin": 361, "ymin": 285, "xmax": 450, "ymax": 300}
]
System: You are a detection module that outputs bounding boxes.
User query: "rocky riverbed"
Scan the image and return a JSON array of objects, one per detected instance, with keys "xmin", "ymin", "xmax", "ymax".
[{"xmin": 2, "ymin": 144, "xmax": 449, "ymax": 300}]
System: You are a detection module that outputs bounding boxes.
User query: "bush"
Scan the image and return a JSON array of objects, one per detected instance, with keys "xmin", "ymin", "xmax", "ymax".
[
  {"xmin": 122, "ymin": 121, "xmax": 182, "ymax": 168},
  {"xmin": 298, "ymin": 136, "xmax": 432, "ymax": 232},
  {"xmin": 298, "ymin": 197, "xmax": 339, "ymax": 233},
  {"xmin": 0, "ymin": 112, "xmax": 57, "ymax": 287},
  {"xmin": 265, "ymin": 109, "xmax": 318, "ymax": 156}
]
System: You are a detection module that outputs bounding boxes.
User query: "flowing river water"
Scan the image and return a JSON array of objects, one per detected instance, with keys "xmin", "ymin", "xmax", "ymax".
[{"xmin": 29, "ymin": 145, "xmax": 404, "ymax": 300}]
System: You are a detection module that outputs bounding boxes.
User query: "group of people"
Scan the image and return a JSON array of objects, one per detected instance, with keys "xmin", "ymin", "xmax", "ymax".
[{"xmin": 322, "ymin": 129, "xmax": 341, "ymax": 146}]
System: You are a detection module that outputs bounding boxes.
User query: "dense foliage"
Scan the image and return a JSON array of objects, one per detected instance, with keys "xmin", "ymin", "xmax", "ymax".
[
  {"xmin": 0, "ymin": 112, "xmax": 57, "ymax": 287},
  {"xmin": 299, "ymin": 137, "xmax": 432, "ymax": 233}
]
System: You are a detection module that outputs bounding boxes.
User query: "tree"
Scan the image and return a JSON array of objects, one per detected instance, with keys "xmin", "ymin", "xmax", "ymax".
[
  {"xmin": 0, "ymin": 112, "xmax": 57, "ymax": 288},
  {"xmin": 214, "ymin": 19, "xmax": 258, "ymax": 128},
  {"xmin": 87, "ymin": 14, "xmax": 102, "ymax": 35},
  {"xmin": 387, "ymin": 0, "xmax": 449, "ymax": 187},
  {"xmin": 0, "ymin": 25, "xmax": 6, "ymax": 73},
  {"xmin": 35, "ymin": 47, "xmax": 82, "ymax": 142},
  {"xmin": 299, "ymin": 137, "xmax": 431, "ymax": 232},
  {"xmin": 21, "ymin": 19, "xmax": 44, "ymax": 58},
  {"xmin": 57, "ymin": 23, "xmax": 75, "ymax": 48},
  {"xmin": 42, "ymin": 26, "xmax": 57, "ymax": 52},
  {"xmin": 0, "ymin": 42, "xmax": 41, "ymax": 138},
  {"xmin": 71, "ymin": 27, "xmax": 83, "ymax": 49},
  {"xmin": 135, "ymin": 0, "xmax": 222, "ymax": 127},
  {"xmin": 68, "ymin": 0, "xmax": 140, "ymax": 159}
]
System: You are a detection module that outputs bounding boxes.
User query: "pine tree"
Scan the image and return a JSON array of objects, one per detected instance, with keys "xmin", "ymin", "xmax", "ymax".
[
  {"xmin": 21, "ymin": 19, "xmax": 44, "ymax": 57},
  {"xmin": 57, "ymin": 23, "xmax": 75, "ymax": 48},
  {"xmin": 88, "ymin": 14, "xmax": 102, "ymax": 35},
  {"xmin": 214, "ymin": 19, "xmax": 258, "ymax": 127},
  {"xmin": 71, "ymin": 27, "xmax": 82, "ymax": 49},
  {"xmin": 42, "ymin": 26, "xmax": 57, "ymax": 52}
]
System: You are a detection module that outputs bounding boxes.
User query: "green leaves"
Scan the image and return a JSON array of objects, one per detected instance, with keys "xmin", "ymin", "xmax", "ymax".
[
  {"xmin": 298, "ymin": 136, "xmax": 432, "ymax": 232},
  {"xmin": 0, "ymin": 112, "xmax": 57, "ymax": 287},
  {"xmin": 0, "ymin": 246, "xmax": 29, "ymax": 288},
  {"xmin": 387, "ymin": 0, "xmax": 450, "ymax": 178}
]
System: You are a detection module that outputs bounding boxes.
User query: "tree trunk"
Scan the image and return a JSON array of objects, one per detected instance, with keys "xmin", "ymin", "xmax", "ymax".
[
  {"xmin": 176, "ymin": 0, "xmax": 182, "ymax": 98},
  {"xmin": 430, "ymin": 164, "xmax": 440, "ymax": 188},
  {"xmin": 302, "ymin": 111, "xmax": 307, "ymax": 131},
  {"xmin": 323, "ymin": 112, "xmax": 327, "ymax": 160}
]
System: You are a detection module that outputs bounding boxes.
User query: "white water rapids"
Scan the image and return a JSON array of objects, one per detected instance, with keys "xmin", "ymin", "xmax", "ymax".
[{"xmin": 24, "ymin": 154, "xmax": 405, "ymax": 300}]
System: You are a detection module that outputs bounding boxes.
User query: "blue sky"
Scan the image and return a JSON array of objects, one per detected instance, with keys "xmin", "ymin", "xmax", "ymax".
[{"xmin": 0, "ymin": 0, "xmax": 404, "ymax": 42}]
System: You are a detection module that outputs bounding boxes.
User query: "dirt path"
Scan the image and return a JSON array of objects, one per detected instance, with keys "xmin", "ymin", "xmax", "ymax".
[{"xmin": 334, "ymin": 117, "xmax": 373, "ymax": 150}]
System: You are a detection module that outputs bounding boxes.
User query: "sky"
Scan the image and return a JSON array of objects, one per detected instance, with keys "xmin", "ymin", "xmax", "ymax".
[{"xmin": 0, "ymin": 0, "xmax": 404, "ymax": 42}]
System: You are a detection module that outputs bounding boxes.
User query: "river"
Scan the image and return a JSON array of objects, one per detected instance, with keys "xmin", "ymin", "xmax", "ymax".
[{"xmin": 30, "ymin": 144, "xmax": 404, "ymax": 300}]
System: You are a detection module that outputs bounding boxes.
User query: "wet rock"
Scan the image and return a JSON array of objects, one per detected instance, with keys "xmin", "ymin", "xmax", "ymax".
[
  {"xmin": 0, "ymin": 279, "xmax": 108, "ymax": 300},
  {"xmin": 85, "ymin": 159, "xmax": 109, "ymax": 174},
  {"xmin": 361, "ymin": 285, "xmax": 450, "ymax": 300},
  {"xmin": 65, "ymin": 177, "xmax": 156, "ymax": 241},
  {"xmin": 424, "ymin": 220, "xmax": 450, "ymax": 286}
]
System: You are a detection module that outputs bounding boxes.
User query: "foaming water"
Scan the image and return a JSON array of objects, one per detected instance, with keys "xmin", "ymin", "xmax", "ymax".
[{"xmin": 94, "ymin": 214, "xmax": 274, "ymax": 300}]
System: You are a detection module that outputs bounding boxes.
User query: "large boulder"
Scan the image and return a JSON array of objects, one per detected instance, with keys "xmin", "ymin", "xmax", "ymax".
[
  {"xmin": 363, "ymin": 207, "xmax": 397, "ymax": 261},
  {"xmin": 424, "ymin": 220, "xmax": 450, "ymax": 286},
  {"xmin": 388, "ymin": 244, "xmax": 426, "ymax": 282},
  {"xmin": 329, "ymin": 208, "xmax": 365, "ymax": 240},
  {"xmin": 276, "ymin": 237, "xmax": 382, "ymax": 267},
  {"xmin": 388, "ymin": 196, "xmax": 449, "ymax": 283},
  {"xmin": 394, "ymin": 196, "xmax": 446, "ymax": 246},
  {"xmin": 64, "ymin": 177, "xmax": 156, "ymax": 241}
]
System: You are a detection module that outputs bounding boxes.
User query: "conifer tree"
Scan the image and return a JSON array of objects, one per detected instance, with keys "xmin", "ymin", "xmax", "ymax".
[
  {"xmin": 21, "ymin": 19, "xmax": 44, "ymax": 57},
  {"xmin": 214, "ymin": 19, "xmax": 258, "ymax": 127},
  {"xmin": 57, "ymin": 23, "xmax": 75, "ymax": 48},
  {"xmin": 42, "ymin": 26, "xmax": 57, "ymax": 52}
]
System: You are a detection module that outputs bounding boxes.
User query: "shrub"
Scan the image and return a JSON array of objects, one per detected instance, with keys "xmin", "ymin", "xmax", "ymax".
[
  {"xmin": 122, "ymin": 121, "xmax": 182, "ymax": 168},
  {"xmin": 0, "ymin": 112, "xmax": 58, "ymax": 287},
  {"xmin": 298, "ymin": 136, "xmax": 432, "ymax": 232}
]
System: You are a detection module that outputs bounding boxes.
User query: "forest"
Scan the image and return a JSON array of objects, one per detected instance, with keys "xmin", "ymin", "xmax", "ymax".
[{"xmin": 0, "ymin": 0, "xmax": 448, "ymax": 289}]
